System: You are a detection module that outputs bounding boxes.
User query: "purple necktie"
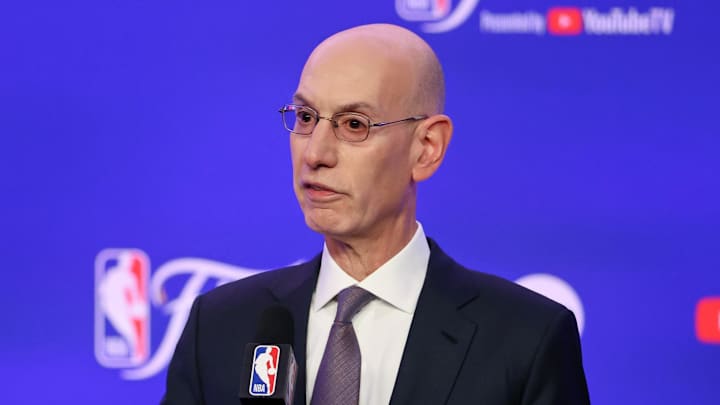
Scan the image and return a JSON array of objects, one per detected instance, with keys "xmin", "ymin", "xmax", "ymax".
[{"xmin": 311, "ymin": 286, "xmax": 375, "ymax": 405}]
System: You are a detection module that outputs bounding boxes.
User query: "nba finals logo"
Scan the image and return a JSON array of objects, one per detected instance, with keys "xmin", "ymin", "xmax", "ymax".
[
  {"xmin": 95, "ymin": 249, "xmax": 151, "ymax": 368},
  {"xmin": 250, "ymin": 345, "xmax": 280, "ymax": 396},
  {"xmin": 395, "ymin": 0, "xmax": 480, "ymax": 33},
  {"xmin": 94, "ymin": 248, "xmax": 264, "ymax": 380},
  {"xmin": 396, "ymin": 1, "xmax": 674, "ymax": 36}
]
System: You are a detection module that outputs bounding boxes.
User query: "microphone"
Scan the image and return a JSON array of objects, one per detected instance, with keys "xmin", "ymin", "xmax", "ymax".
[{"xmin": 238, "ymin": 306, "xmax": 298, "ymax": 405}]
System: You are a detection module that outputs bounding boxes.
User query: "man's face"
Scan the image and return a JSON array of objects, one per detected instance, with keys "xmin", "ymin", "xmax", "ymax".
[{"xmin": 290, "ymin": 41, "xmax": 420, "ymax": 241}]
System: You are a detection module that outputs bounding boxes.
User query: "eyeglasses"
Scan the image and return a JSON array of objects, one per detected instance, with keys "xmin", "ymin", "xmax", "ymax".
[{"xmin": 279, "ymin": 104, "xmax": 427, "ymax": 143}]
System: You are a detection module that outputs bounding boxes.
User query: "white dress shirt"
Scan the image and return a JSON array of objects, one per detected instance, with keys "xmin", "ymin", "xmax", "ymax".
[{"xmin": 306, "ymin": 222, "xmax": 430, "ymax": 405}]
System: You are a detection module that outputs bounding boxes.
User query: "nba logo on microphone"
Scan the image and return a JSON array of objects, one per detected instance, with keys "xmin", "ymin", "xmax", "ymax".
[
  {"xmin": 250, "ymin": 345, "xmax": 280, "ymax": 396},
  {"xmin": 94, "ymin": 249, "xmax": 151, "ymax": 368}
]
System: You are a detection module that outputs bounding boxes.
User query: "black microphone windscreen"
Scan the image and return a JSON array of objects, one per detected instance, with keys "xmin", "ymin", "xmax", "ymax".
[{"xmin": 254, "ymin": 306, "xmax": 294, "ymax": 345}]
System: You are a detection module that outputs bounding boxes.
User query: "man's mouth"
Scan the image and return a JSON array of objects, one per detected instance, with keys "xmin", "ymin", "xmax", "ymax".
[{"xmin": 302, "ymin": 181, "xmax": 341, "ymax": 199}]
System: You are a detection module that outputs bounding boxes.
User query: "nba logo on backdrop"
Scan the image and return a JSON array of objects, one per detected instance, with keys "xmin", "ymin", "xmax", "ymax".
[
  {"xmin": 95, "ymin": 249, "xmax": 151, "ymax": 368},
  {"xmin": 250, "ymin": 345, "xmax": 280, "ymax": 396}
]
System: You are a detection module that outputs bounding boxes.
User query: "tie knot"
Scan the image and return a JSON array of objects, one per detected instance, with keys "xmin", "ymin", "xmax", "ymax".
[{"xmin": 334, "ymin": 286, "xmax": 374, "ymax": 323}]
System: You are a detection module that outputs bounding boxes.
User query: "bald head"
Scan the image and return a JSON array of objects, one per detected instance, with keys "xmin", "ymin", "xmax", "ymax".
[
  {"xmin": 298, "ymin": 24, "xmax": 445, "ymax": 115},
  {"xmin": 288, "ymin": 24, "xmax": 454, "ymax": 255}
]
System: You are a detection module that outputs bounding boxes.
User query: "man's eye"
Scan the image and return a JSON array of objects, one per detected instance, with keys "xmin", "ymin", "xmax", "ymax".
[
  {"xmin": 297, "ymin": 111, "xmax": 314, "ymax": 123},
  {"xmin": 338, "ymin": 115, "xmax": 368, "ymax": 132}
]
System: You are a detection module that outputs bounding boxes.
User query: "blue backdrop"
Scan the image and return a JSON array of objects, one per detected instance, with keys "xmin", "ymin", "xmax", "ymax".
[{"xmin": 2, "ymin": 1, "xmax": 718, "ymax": 404}]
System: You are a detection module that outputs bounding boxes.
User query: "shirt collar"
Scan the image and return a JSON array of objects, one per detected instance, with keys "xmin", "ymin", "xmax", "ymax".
[{"xmin": 312, "ymin": 222, "xmax": 430, "ymax": 314}]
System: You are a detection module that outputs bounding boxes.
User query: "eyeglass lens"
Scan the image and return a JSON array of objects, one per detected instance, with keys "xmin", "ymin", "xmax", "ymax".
[{"xmin": 282, "ymin": 105, "xmax": 371, "ymax": 142}]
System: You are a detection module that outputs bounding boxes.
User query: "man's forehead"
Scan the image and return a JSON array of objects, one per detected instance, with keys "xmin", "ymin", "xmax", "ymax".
[
  {"xmin": 296, "ymin": 51, "xmax": 412, "ymax": 115},
  {"xmin": 305, "ymin": 32, "xmax": 406, "ymax": 73}
]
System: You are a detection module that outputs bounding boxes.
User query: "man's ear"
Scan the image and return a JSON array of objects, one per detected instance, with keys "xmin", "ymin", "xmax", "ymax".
[{"xmin": 412, "ymin": 114, "xmax": 453, "ymax": 182}]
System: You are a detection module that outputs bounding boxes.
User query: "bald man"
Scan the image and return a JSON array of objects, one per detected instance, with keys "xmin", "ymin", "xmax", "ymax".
[{"xmin": 162, "ymin": 24, "xmax": 590, "ymax": 405}]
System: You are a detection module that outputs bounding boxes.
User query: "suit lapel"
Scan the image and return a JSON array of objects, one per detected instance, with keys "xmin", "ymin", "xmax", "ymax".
[
  {"xmin": 390, "ymin": 240, "xmax": 479, "ymax": 405},
  {"xmin": 269, "ymin": 255, "xmax": 321, "ymax": 405},
  {"xmin": 266, "ymin": 241, "xmax": 479, "ymax": 405}
]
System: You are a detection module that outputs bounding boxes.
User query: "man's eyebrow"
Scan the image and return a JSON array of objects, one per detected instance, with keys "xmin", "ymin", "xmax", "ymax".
[
  {"xmin": 292, "ymin": 93, "xmax": 311, "ymax": 105},
  {"xmin": 292, "ymin": 94, "xmax": 380, "ymax": 117},
  {"xmin": 336, "ymin": 102, "xmax": 378, "ymax": 116}
]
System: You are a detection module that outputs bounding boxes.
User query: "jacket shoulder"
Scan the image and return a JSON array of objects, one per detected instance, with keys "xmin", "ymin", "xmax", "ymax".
[
  {"xmin": 428, "ymin": 239, "xmax": 570, "ymax": 323},
  {"xmin": 459, "ymin": 267, "xmax": 567, "ymax": 317},
  {"xmin": 199, "ymin": 255, "xmax": 320, "ymax": 309}
]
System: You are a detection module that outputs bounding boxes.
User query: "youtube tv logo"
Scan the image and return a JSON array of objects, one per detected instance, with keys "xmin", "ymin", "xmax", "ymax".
[
  {"xmin": 696, "ymin": 297, "xmax": 720, "ymax": 344},
  {"xmin": 547, "ymin": 7, "xmax": 583, "ymax": 35}
]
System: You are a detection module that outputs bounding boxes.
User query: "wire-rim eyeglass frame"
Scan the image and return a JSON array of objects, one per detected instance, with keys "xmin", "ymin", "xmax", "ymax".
[{"xmin": 279, "ymin": 104, "xmax": 428, "ymax": 143}]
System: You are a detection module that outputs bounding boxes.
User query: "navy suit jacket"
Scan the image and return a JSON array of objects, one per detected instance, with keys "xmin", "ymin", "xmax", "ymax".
[{"xmin": 163, "ymin": 239, "xmax": 590, "ymax": 404}]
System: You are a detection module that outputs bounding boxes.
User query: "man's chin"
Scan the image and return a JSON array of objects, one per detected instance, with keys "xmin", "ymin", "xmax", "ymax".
[
  {"xmin": 304, "ymin": 213, "xmax": 352, "ymax": 239},
  {"xmin": 305, "ymin": 217, "xmax": 339, "ymax": 236}
]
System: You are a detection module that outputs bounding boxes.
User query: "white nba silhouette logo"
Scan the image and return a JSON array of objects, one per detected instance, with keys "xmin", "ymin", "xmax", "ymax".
[
  {"xmin": 95, "ymin": 249, "xmax": 151, "ymax": 368},
  {"xmin": 250, "ymin": 345, "xmax": 280, "ymax": 396},
  {"xmin": 254, "ymin": 348, "xmax": 277, "ymax": 385}
]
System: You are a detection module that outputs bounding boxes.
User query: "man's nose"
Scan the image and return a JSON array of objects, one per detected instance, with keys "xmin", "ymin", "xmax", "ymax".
[{"xmin": 302, "ymin": 118, "xmax": 339, "ymax": 169}]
